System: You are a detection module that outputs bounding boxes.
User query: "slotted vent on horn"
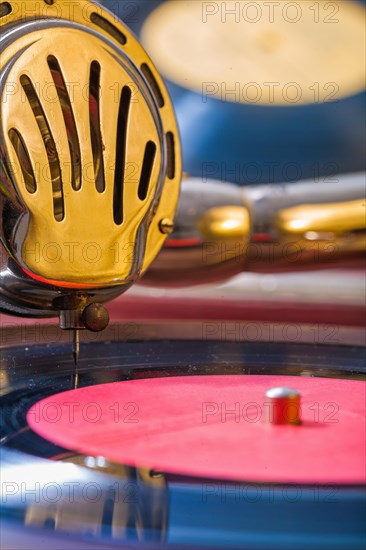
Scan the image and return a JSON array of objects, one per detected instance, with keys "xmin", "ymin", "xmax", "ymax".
[
  {"xmin": 0, "ymin": 1, "xmax": 181, "ymax": 288},
  {"xmin": 20, "ymin": 73, "xmax": 65, "ymax": 221}
]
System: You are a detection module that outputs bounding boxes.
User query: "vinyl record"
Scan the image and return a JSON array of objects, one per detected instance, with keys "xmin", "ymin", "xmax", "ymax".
[
  {"xmin": 103, "ymin": 0, "xmax": 366, "ymax": 184},
  {"xmin": 1, "ymin": 322, "xmax": 366, "ymax": 549}
]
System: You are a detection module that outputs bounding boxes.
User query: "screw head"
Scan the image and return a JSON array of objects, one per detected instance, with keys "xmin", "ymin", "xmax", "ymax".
[
  {"xmin": 159, "ymin": 218, "xmax": 174, "ymax": 235},
  {"xmin": 82, "ymin": 303, "xmax": 109, "ymax": 332}
]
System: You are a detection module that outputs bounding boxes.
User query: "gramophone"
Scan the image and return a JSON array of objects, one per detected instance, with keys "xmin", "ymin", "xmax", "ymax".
[{"xmin": 0, "ymin": 1, "xmax": 365, "ymax": 549}]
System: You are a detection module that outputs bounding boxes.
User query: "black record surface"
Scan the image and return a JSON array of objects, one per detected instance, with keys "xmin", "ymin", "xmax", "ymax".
[
  {"xmin": 1, "ymin": 335, "xmax": 366, "ymax": 549},
  {"xmin": 2, "ymin": 339, "xmax": 366, "ymax": 457}
]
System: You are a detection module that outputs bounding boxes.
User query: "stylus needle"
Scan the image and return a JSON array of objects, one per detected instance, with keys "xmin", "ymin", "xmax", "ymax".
[{"xmin": 72, "ymin": 329, "xmax": 80, "ymax": 389}]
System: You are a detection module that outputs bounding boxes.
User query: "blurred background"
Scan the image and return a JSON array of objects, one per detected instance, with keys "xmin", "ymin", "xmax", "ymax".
[
  {"xmin": 104, "ymin": 0, "xmax": 366, "ymax": 183},
  {"xmin": 100, "ymin": 0, "xmax": 366, "ymax": 324}
]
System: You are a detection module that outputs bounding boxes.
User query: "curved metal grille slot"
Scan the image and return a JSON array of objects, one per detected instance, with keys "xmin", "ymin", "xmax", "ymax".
[
  {"xmin": 166, "ymin": 132, "xmax": 175, "ymax": 180},
  {"xmin": 8, "ymin": 128, "xmax": 37, "ymax": 193},
  {"xmin": 90, "ymin": 12, "xmax": 127, "ymax": 46},
  {"xmin": 138, "ymin": 141, "xmax": 156, "ymax": 201},
  {"xmin": 113, "ymin": 85, "xmax": 132, "ymax": 225},
  {"xmin": 20, "ymin": 75, "xmax": 64, "ymax": 221},
  {"xmin": 0, "ymin": 2, "xmax": 11, "ymax": 18},
  {"xmin": 141, "ymin": 63, "xmax": 165, "ymax": 109},
  {"xmin": 89, "ymin": 60, "xmax": 105, "ymax": 193},
  {"xmin": 47, "ymin": 55, "xmax": 81, "ymax": 192}
]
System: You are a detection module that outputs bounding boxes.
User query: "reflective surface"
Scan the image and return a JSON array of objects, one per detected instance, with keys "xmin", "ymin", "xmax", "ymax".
[
  {"xmin": 143, "ymin": 174, "xmax": 366, "ymax": 286},
  {"xmin": 0, "ymin": 0, "xmax": 181, "ymax": 322}
]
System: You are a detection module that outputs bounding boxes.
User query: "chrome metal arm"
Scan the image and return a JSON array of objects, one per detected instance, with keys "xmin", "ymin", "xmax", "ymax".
[{"xmin": 143, "ymin": 173, "xmax": 365, "ymax": 286}]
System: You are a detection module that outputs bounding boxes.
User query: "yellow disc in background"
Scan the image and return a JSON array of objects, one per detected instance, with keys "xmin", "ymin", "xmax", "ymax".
[{"xmin": 142, "ymin": 0, "xmax": 366, "ymax": 106}]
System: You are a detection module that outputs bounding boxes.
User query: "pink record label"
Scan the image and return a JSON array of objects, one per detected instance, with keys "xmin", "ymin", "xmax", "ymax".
[{"xmin": 27, "ymin": 375, "xmax": 366, "ymax": 484}]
